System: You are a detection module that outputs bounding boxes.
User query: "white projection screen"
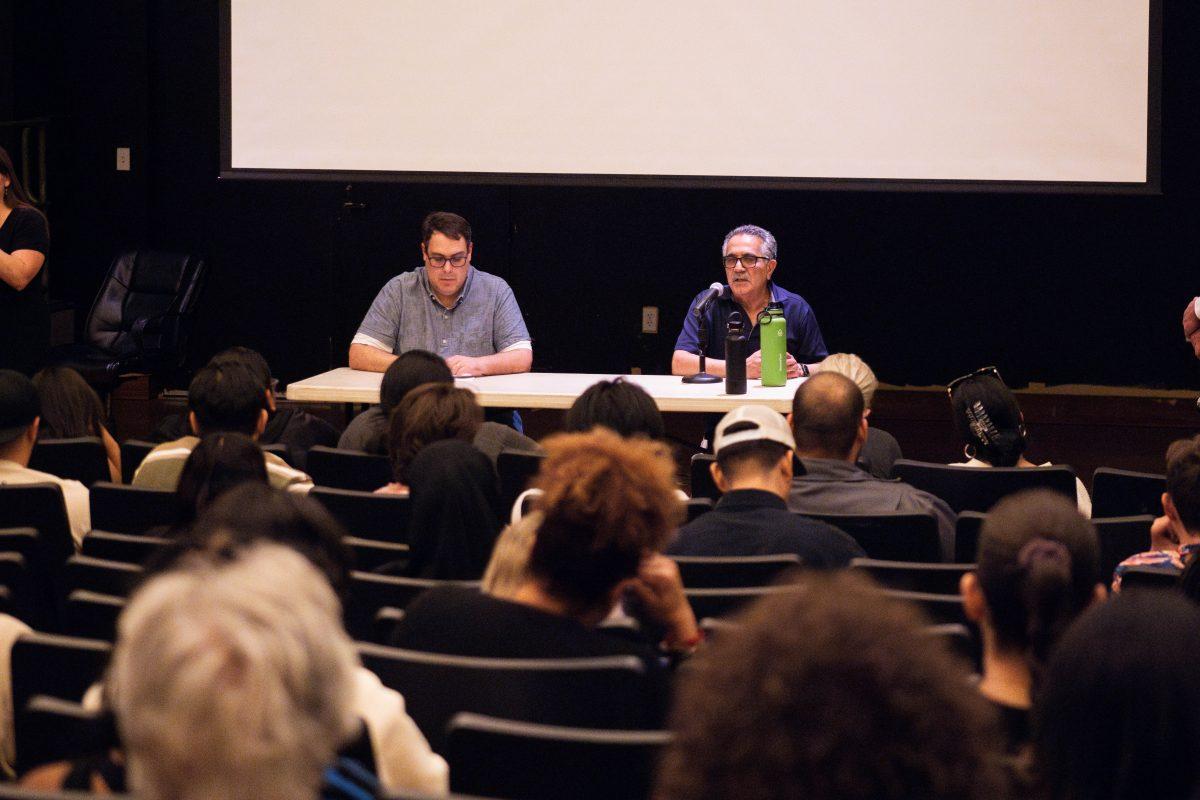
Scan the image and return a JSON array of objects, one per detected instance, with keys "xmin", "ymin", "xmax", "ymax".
[{"xmin": 221, "ymin": 0, "xmax": 1159, "ymax": 191}]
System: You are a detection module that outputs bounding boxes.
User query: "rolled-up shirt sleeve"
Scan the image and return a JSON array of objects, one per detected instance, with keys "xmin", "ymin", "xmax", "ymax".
[
  {"xmin": 673, "ymin": 292, "xmax": 705, "ymax": 354},
  {"xmin": 355, "ymin": 279, "xmax": 402, "ymax": 353},
  {"xmin": 492, "ymin": 281, "xmax": 532, "ymax": 353}
]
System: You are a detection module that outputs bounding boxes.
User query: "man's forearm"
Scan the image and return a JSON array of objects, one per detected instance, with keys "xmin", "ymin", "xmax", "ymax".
[
  {"xmin": 671, "ymin": 350, "xmax": 726, "ymax": 377},
  {"xmin": 476, "ymin": 348, "xmax": 532, "ymax": 376},
  {"xmin": 348, "ymin": 343, "xmax": 398, "ymax": 372}
]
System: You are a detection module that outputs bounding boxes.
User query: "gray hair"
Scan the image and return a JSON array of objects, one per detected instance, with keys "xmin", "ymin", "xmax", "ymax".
[
  {"xmin": 820, "ymin": 353, "xmax": 879, "ymax": 408},
  {"xmin": 482, "ymin": 512, "xmax": 541, "ymax": 599},
  {"xmin": 722, "ymin": 225, "xmax": 778, "ymax": 261},
  {"xmin": 109, "ymin": 542, "xmax": 360, "ymax": 800}
]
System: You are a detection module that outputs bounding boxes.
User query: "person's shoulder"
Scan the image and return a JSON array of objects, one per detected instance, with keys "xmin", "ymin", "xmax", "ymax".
[
  {"xmin": 144, "ymin": 437, "xmax": 197, "ymax": 460},
  {"xmin": 469, "ymin": 267, "xmax": 518, "ymax": 296},
  {"xmin": 379, "ymin": 270, "xmax": 423, "ymax": 294}
]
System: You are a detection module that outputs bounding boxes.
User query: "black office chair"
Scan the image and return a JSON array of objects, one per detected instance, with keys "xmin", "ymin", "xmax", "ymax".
[
  {"xmin": 851, "ymin": 558, "xmax": 975, "ymax": 595},
  {"xmin": 50, "ymin": 249, "xmax": 208, "ymax": 390},
  {"xmin": 1096, "ymin": 515, "xmax": 1154, "ymax": 588},
  {"xmin": 120, "ymin": 439, "xmax": 157, "ymax": 484},
  {"xmin": 357, "ymin": 643, "xmax": 659, "ymax": 754},
  {"xmin": 800, "ymin": 511, "xmax": 943, "ymax": 563},
  {"xmin": 82, "ymin": 530, "xmax": 168, "ymax": 565},
  {"xmin": 1091, "ymin": 468, "xmax": 1166, "ymax": 518},
  {"xmin": 18, "ymin": 695, "xmax": 118, "ymax": 775},
  {"xmin": 29, "ymin": 437, "xmax": 111, "ymax": 486},
  {"xmin": 497, "ymin": 450, "xmax": 545, "ymax": 515},
  {"xmin": 892, "ymin": 459, "xmax": 1077, "ymax": 513},
  {"xmin": 308, "ymin": 446, "xmax": 393, "ymax": 492},
  {"xmin": 345, "ymin": 572, "xmax": 479, "ymax": 642},
  {"xmin": 689, "ymin": 453, "xmax": 720, "ymax": 500},
  {"xmin": 684, "ymin": 584, "xmax": 797, "ymax": 620},
  {"xmin": 90, "ymin": 482, "xmax": 177, "ymax": 534},
  {"xmin": 446, "ymin": 712, "xmax": 671, "ymax": 800},
  {"xmin": 310, "ymin": 487, "xmax": 411, "ymax": 542},
  {"xmin": 63, "ymin": 590, "xmax": 125, "ymax": 642},
  {"xmin": 954, "ymin": 511, "xmax": 987, "ymax": 562},
  {"xmin": 0, "ymin": 484, "xmax": 77, "ymax": 629},
  {"xmin": 671, "ymin": 554, "xmax": 802, "ymax": 589}
]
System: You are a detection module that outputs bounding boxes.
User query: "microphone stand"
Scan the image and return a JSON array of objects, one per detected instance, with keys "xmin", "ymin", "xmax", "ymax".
[{"xmin": 682, "ymin": 309, "xmax": 721, "ymax": 384}]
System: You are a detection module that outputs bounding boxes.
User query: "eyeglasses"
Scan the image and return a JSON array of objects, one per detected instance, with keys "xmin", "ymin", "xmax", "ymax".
[
  {"xmin": 427, "ymin": 253, "xmax": 468, "ymax": 268},
  {"xmin": 722, "ymin": 254, "xmax": 769, "ymax": 269},
  {"xmin": 946, "ymin": 366, "xmax": 1004, "ymax": 399}
]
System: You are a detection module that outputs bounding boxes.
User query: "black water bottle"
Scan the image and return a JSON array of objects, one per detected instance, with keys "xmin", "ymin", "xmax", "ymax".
[{"xmin": 725, "ymin": 311, "xmax": 748, "ymax": 395}]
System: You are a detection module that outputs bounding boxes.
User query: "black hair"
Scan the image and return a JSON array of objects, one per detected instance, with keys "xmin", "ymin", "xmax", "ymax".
[
  {"xmin": 790, "ymin": 372, "xmax": 864, "ymax": 458},
  {"xmin": 563, "ymin": 379, "xmax": 665, "ymax": 441},
  {"xmin": 715, "ymin": 439, "xmax": 791, "ymax": 479},
  {"xmin": 0, "ymin": 145, "xmax": 38, "ymax": 209},
  {"xmin": 209, "ymin": 346, "xmax": 273, "ymax": 393},
  {"xmin": 950, "ymin": 374, "xmax": 1026, "ymax": 467},
  {"xmin": 1035, "ymin": 591, "xmax": 1200, "ymax": 800},
  {"xmin": 379, "ymin": 350, "xmax": 453, "ymax": 413},
  {"xmin": 1164, "ymin": 436, "xmax": 1200, "ymax": 532},
  {"xmin": 31, "ymin": 366, "xmax": 107, "ymax": 439},
  {"xmin": 172, "ymin": 433, "xmax": 268, "ymax": 530},
  {"xmin": 187, "ymin": 362, "xmax": 266, "ymax": 437}
]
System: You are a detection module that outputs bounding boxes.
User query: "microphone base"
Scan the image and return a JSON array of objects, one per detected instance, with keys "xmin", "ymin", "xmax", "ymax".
[{"xmin": 682, "ymin": 372, "xmax": 722, "ymax": 384}]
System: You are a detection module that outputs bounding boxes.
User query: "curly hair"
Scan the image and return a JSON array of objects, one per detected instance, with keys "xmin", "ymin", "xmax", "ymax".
[
  {"xmin": 387, "ymin": 382, "xmax": 482, "ymax": 484},
  {"xmin": 656, "ymin": 571, "xmax": 1007, "ymax": 800},
  {"xmin": 528, "ymin": 429, "xmax": 681, "ymax": 614}
]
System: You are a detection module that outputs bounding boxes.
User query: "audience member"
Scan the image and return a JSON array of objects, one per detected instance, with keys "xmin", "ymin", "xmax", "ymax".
[
  {"xmin": 170, "ymin": 432, "xmax": 268, "ymax": 533},
  {"xmin": 31, "ymin": 365, "xmax": 120, "ymax": 482},
  {"xmin": 390, "ymin": 429, "xmax": 698, "ymax": 724},
  {"xmin": 0, "ymin": 611, "xmax": 30, "ymax": 777},
  {"xmin": 787, "ymin": 372, "xmax": 956, "ymax": 560},
  {"xmin": 0, "ymin": 369, "xmax": 90, "ymax": 547},
  {"xmin": 401, "ymin": 439, "xmax": 502, "ymax": 580},
  {"xmin": 338, "ymin": 349, "xmax": 539, "ymax": 462},
  {"xmin": 379, "ymin": 382, "xmax": 483, "ymax": 495},
  {"xmin": 819, "ymin": 352, "xmax": 902, "ymax": 478},
  {"xmin": 1183, "ymin": 296, "xmax": 1200, "ymax": 359},
  {"xmin": 562, "ymin": 378, "xmax": 666, "ymax": 440},
  {"xmin": 107, "ymin": 543, "xmax": 363, "ymax": 800},
  {"xmin": 666, "ymin": 405, "xmax": 864, "ymax": 567},
  {"xmin": 1035, "ymin": 591, "xmax": 1200, "ymax": 800},
  {"xmin": 960, "ymin": 490, "xmax": 1103, "ymax": 755},
  {"xmin": 656, "ymin": 571, "xmax": 1006, "ymax": 800},
  {"xmin": 1111, "ymin": 434, "xmax": 1200, "ymax": 591},
  {"xmin": 948, "ymin": 367, "xmax": 1091, "ymax": 516},
  {"xmin": 133, "ymin": 361, "xmax": 313, "ymax": 491}
]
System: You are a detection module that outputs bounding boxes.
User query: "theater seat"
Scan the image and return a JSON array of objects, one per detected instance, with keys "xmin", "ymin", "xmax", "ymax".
[{"xmin": 29, "ymin": 438, "xmax": 111, "ymax": 487}]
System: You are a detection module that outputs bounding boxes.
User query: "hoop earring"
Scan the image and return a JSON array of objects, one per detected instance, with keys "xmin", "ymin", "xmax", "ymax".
[{"xmin": 963, "ymin": 444, "xmax": 976, "ymax": 460}]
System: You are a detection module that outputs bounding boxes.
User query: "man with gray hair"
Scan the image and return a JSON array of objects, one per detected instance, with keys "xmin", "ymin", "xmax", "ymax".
[
  {"xmin": 672, "ymin": 224, "xmax": 827, "ymax": 380},
  {"xmin": 108, "ymin": 543, "xmax": 363, "ymax": 800}
]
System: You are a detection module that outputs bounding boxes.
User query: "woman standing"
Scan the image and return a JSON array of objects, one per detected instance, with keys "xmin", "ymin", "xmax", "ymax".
[{"xmin": 0, "ymin": 146, "xmax": 50, "ymax": 375}]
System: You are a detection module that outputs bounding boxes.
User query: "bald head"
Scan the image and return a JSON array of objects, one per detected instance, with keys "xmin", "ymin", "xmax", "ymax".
[{"xmin": 790, "ymin": 372, "xmax": 866, "ymax": 460}]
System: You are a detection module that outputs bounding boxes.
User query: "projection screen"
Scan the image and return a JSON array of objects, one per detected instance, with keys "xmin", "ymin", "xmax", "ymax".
[{"xmin": 221, "ymin": 0, "xmax": 1158, "ymax": 190}]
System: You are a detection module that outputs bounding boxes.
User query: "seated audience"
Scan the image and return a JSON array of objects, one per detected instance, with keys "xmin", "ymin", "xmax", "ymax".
[
  {"xmin": 389, "ymin": 429, "xmax": 700, "ymax": 722},
  {"xmin": 151, "ymin": 347, "xmax": 338, "ymax": 471},
  {"xmin": 819, "ymin": 352, "xmax": 902, "ymax": 479},
  {"xmin": 378, "ymin": 382, "xmax": 483, "ymax": 495},
  {"xmin": 170, "ymin": 432, "xmax": 268, "ymax": 533},
  {"xmin": 787, "ymin": 372, "xmax": 956, "ymax": 560},
  {"xmin": 400, "ymin": 439, "xmax": 502, "ymax": 580},
  {"xmin": 1035, "ymin": 591, "xmax": 1200, "ymax": 800},
  {"xmin": 948, "ymin": 366, "xmax": 1091, "ymax": 516},
  {"xmin": 960, "ymin": 490, "xmax": 1103, "ymax": 755},
  {"xmin": 31, "ymin": 365, "xmax": 120, "ymax": 482},
  {"xmin": 0, "ymin": 612, "xmax": 30, "ymax": 777},
  {"xmin": 655, "ymin": 571, "xmax": 1006, "ymax": 800},
  {"xmin": 666, "ymin": 404, "xmax": 864, "ymax": 568},
  {"xmin": 338, "ymin": 349, "xmax": 539, "ymax": 462},
  {"xmin": 133, "ymin": 361, "xmax": 313, "ymax": 491},
  {"xmin": 1112, "ymin": 434, "xmax": 1200, "ymax": 591},
  {"xmin": 108, "ymin": 543, "xmax": 365, "ymax": 800},
  {"xmin": 0, "ymin": 369, "xmax": 90, "ymax": 547},
  {"xmin": 562, "ymin": 377, "xmax": 666, "ymax": 440}
]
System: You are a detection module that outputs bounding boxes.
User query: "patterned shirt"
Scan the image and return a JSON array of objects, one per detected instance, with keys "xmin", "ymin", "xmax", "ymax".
[{"xmin": 1112, "ymin": 542, "xmax": 1200, "ymax": 592}]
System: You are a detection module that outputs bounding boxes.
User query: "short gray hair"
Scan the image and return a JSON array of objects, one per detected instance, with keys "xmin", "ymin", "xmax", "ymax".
[
  {"xmin": 820, "ymin": 353, "xmax": 879, "ymax": 408},
  {"xmin": 722, "ymin": 225, "xmax": 778, "ymax": 261},
  {"xmin": 109, "ymin": 542, "xmax": 360, "ymax": 800}
]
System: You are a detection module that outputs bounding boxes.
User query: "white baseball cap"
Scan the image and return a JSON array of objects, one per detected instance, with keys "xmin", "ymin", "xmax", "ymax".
[{"xmin": 712, "ymin": 405, "xmax": 796, "ymax": 455}]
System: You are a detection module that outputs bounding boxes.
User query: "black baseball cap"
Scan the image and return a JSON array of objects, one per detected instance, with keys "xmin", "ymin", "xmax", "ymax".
[{"xmin": 0, "ymin": 370, "xmax": 40, "ymax": 445}]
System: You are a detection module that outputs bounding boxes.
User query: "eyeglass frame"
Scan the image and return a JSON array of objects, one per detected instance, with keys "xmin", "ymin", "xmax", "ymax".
[
  {"xmin": 722, "ymin": 253, "xmax": 771, "ymax": 269},
  {"xmin": 946, "ymin": 366, "xmax": 1004, "ymax": 400},
  {"xmin": 426, "ymin": 252, "xmax": 469, "ymax": 268}
]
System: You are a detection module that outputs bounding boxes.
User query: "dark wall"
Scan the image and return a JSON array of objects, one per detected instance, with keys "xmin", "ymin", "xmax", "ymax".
[{"xmin": 5, "ymin": 1, "xmax": 1199, "ymax": 388}]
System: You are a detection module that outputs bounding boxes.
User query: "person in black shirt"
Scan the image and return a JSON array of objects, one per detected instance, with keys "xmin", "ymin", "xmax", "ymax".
[
  {"xmin": 667, "ymin": 404, "xmax": 864, "ymax": 567},
  {"xmin": 0, "ymin": 146, "xmax": 51, "ymax": 376}
]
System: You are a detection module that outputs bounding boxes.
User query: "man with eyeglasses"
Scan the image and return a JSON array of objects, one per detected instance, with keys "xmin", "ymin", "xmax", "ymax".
[
  {"xmin": 349, "ymin": 211, "xmax": 532, "ymax": 377},
  {"xmin": 671, "ymin": 224, "xmax": 827, "ymax": 380}
]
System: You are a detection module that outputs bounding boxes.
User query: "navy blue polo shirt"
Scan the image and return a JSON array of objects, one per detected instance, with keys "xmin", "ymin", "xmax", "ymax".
[{"xmin": 673, "ymin": 282, "xmax": 828, "ymax": 363}]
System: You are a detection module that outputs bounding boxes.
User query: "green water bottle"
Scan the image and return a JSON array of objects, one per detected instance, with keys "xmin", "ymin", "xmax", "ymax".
[{"xmin": 758, "ymin": 303, "xmax": 787, "ymax": 387}]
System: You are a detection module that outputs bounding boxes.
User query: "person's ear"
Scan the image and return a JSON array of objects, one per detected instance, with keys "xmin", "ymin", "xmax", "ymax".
[
  {"xmin": 420, "ymin": 242, "xmax": 428, "ymax": 263},
  {"xmin": 1164, "ymin": 492, "xmax": 1179, "ymax": 524},
  {"xmin": 254, "ymin": 409, "xmax": 268, "ymax": 440},
  {"xmin": 188, "ymin": 411, "xmax": 200, "ymax": 436},
  {"xmin": 764, "ymin": 258, "xmax": 777, "ymax": 280},
  {"xmin": 27, "ymin": 417, "xmax": 40, "ymax": 444},
  {"xmin": 711, "ymin": 461, "xmax": 730, "ymax": 493},
  {"xmin": 466, "ymin": 242, "xmax": 474, "ymax": 263},
  {"xmin": 264, "ymin": 389, "xmax": 277, "ymax": 414},
  {"xmin": 779, "ymin": 450, "xmax": 794, "ymax": 481},
  {"xmin": 1091, "ymin": 583, "xmax": 1108, "ymax": 604},
  {"xmin": 864, "ymin": 407, "xmax": 872, "ymax": 421},
  {"xmin": 960, "ymin": 572, "xmax": 987, "ymax": 624}
]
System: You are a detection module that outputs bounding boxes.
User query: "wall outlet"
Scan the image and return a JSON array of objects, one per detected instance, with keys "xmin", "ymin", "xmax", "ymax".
[
  {"xmin": 641, "ymin": 306, "xmax": 659, "ymax": 334},
  {"xmin": 116, "ymin": 147, "xmax": 131, "ymax": 172}
]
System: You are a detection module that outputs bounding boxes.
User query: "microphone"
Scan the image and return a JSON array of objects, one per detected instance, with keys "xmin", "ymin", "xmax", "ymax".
[{"xmin": 693, "ymin": 282, "xmax": 728, "ymax": 316}]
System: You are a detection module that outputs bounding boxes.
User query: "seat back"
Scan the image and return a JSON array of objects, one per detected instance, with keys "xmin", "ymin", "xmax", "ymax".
[
  {"xmin": 0, "ymin": 484, "xmax": 75, "ymax": 629},
  {"xmin": 800, "ymin": 511, "xmax": 942, "ymax": 563},
  {"xmin": 689, "ymin": 453, "xmax": 720, "ymax": 500},
  {"xmin": 496, "ymin": 450, "xmax": 545, "ymax": 514},
  {"xmin": 63, "ymin": 590, "xmax": 125, "ymax": 642},
  {"xmin": 29, "ymin": 438, "xmax": 110, "ymax": 487},
  {"xmin": 358, "ymin": 643, "xmax": 657, "ymax": 754},
  {"xmin": 345, "ymin": 572, "xmax": 478, "ymax": 642},
  {"xmin": 671, "ymin": 554, "xmax": 801, "ymax": 589},
  {"xmin": 119, "ymin": 439, "xmax": 156, "ymax": 484},
  {"xmin": 851, "ymin": 558, "xmax": 975, "ymax": 595},
  {"xmin": 1092, "ymin": 468, "xmax": 1166, "ymax": 518},
  {"xmin": 308, "ymin": 446, "xmax": 393, "ymax": 492},
  {"xmin": 82, "ymin": 530, "xmax": 169, "ymax": 565},
  {"xmin": 89, "ymin": 481, "xmax": 177, "ymax": 534},
  {"xmin": 0, "ymin": 553, "xmax": 33, "ymax": 626},
  {"xmin": 446, "ymin": 712, "xmax": 670, "ymax": 800},
  {"xmin": 954, "ymin": 511, "xmax": 987, "ymax": 562},
  {"xmin": 344, "ymin": 537, "xmax": 410, "ymax": 573},
  {"xmin": 63, "ymin": 555, "xmax": 144, "ymax": 600},
  {"xmin": 310, "ymin": 487, "xmax": 411, "ymax": 542},
  {"xmin": 684, "ymin": 584, "xmax": 797, "ymax": 620},
  {"xmin": 1119, "ymin": 564, "xmax": 1181, "ymax": 591},
  {"xmin": 684, "ymin": 497, "xmax": 713, "ymax": 522},
  {"xmin": 892, "ymin": 460, "xmax": 1077, "ymax": 513},
  {"xmin": 882, "ymin": 589, "xmax": 969, "ymax": 627},
  {"xmin": 84, "ymin": 250, "xmax": 207, "ymax": 366},
  {"xmin": 18, "ymin": 695, "xmax": 118, "ymax": 775},
  {"xmin": 1095, "ymin": 515, "xmax": 1155, "ymax": 586}
]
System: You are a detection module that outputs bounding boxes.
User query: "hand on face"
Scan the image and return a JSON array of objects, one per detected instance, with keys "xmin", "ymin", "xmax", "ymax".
[{"xmin": 620, "ymin": 553, "xmax": 699, "ymax": 646}]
